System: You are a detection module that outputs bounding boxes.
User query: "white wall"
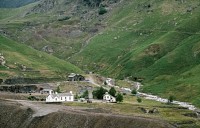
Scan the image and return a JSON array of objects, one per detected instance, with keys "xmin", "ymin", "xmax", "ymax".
[{"xmin": 46, "ymin": 95, "xmax": 74, "ymax": 102}]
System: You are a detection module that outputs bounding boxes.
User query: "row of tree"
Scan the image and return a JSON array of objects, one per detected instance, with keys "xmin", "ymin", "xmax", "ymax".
[{"xmin": 80, "ymin": 87, "xmax": 123, "ymax": 102}]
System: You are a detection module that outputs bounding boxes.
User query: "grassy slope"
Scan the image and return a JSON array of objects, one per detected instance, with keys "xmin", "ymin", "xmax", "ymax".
[
  {"xmin": 0, "ymin": 0, "xmax": 39, "ymax": 8},
  {"xmin": 0, "ymin": 0, "xmax": 98, "ymax": 59},
  {"xmin": 0, "ymin": 35, "xmax": 82, "ymax": 79},
  {"xmin": 71, "ymin": 0, "xmax": 200, "ymax": 106}
]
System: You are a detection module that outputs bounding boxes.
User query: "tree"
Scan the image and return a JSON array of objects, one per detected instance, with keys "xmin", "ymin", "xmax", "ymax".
[
  {"xmin": 99, "ymin": 6, "xmax": 107, "ymax": 15},
  {"xmin": 131, "ymin": 89, "xmax": 137, "ymax": 95},
  {"xmin": 168, "ymin": 95, "xmax": 175, "ymax": 104},
  {"xmin": 109, "ymin": 87, "xmax": 116, "ymax": 97},
  {"xmin": 82, "ymin": 90, "xmax": 89, "ymax": 98},
  {"xmin": 116, "ymin": 93, "xmax": 123, "ymax": 103},
  {"xmin": 75, "ymin": 93, "xmax": 79, "ymax": 100},
  {"xmin": 137, "ymin": 97, "xmax": 142, "ymax": 103},
  {"xmin": 92, "ymin": 87, "xmax": 108, "ymax": 99},
  {"xmin": 56, "ymin": 86, "xmax": 61, "ymax": 93}
]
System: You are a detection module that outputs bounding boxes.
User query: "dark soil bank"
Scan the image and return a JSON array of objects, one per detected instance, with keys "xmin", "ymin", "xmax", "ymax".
[{"xmin": 0, "ymin": 100, "xmax": 174, "ymax": 128}]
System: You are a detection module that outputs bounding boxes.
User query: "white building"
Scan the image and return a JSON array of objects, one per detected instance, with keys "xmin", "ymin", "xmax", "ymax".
[
  {"xmin": 46, "ymin": 91, "xmax": 74, "ymax": 103},
  {"xmin": 105, "ymin": 78, "xmax": 115, "ymax": 86},
  {"xmin": 103, "ymin": 92, "xmax": 116, "ymax": 103}
]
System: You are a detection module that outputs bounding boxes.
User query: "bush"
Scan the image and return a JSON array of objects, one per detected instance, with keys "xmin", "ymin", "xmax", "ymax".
[
  {"xmin": 99, "ymin": 7, "xmax": 107, "ymax": 15},
  {"xmin": 81, "ymin": 90, "xmax": 89, "ymax": 98},
  {"xmin": 137, "ymin": 97, "xmax": 142, "ymax": 103},
  {"xmin": 116, "ymin": 93, "xmax": 123, "ymax": 102},
  {"xmin": 28, "ymin": 96, "xmax": 38, "ymax": 101},
  {"xmin": 168, "ymin": 95, "xmax": 175, "ymax": 103},
  {"xmin": 56, "ymin": 86, "xmax": 61, "ymax": 93},
  {"xmin": 131, "ymin": 89, "xmax": 137, "ymax": 95},
  {"xmin": 108, "ymin": 87, "xmax": 116, "ymax": 97},
  {"xmin": 58, "ymin": 16, "xmax": 71, "ymax": 21},
  {"xmin": 75, "ymin": 93, "xmax": 79, "ymax": 100}
]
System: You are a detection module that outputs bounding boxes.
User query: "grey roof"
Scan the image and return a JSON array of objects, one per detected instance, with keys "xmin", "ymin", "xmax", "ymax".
[
  {"xmin": 68, "ymin": 73, "xmax": 76, "ymax": 77},
  {"xmin": 50, "ymin": 93, "xmax": 73, "ymax": 99},
  {"xmin": 42, "ymin": 89, "xmax": 53, "ymax": 91}
]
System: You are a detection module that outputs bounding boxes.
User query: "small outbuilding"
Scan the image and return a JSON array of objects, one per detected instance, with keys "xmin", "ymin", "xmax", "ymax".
[
  {"xmin": 103, "ymin": 92, "xmax": 116, "ymax": 103},
  {"xmin": 68, "ymin": 73, "xmax": 85, "ymax": 81}
]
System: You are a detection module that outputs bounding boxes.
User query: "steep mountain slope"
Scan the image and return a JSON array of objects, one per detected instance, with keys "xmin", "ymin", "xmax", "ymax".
[
  {"xmin": 0, "ymin": 35, "xmax": 82, "ymax": 79},
  {"xmin": 0, "ymin": 0, "xmax": 40, "ymax": 8},
  {"xmin": 70, "ymin": 0, "xmax": 200, "ymax": 106},
  {"xmin": 0, "ymin": 0, "xmax": 119, "ymax": 59},
  {"xmin": 1, "ymin": 0, "xmax": 200, "ymax": 107}
]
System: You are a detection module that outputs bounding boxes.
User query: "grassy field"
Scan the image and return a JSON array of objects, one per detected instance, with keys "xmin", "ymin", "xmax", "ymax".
[
  {"xmin": 0, "ymin": 35, "xmax": 82, "ymax": 79},
  {"xmin": 65, "ymin": 95, "xmax": 200, "ymax": 128}
]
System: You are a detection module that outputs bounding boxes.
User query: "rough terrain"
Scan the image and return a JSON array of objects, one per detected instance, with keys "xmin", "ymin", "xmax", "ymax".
[{"xmin": 0, "ymin": 99, "xmax": 175, "ymax": 128}]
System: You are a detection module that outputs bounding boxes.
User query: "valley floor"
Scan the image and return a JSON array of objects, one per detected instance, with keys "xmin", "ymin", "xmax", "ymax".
[{"xmin": 0, "ymin": 91, "xmax": 200, "ymax": 128}]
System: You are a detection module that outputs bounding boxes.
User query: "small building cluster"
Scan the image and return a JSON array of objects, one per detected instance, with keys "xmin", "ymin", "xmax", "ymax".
[
  {"xmin": 46, "ymin": 91, "xmax": 74, "ymax": 103},
  {"xmin": 68, "ymin": 73, "xmax": 85, "ymax": 81}
]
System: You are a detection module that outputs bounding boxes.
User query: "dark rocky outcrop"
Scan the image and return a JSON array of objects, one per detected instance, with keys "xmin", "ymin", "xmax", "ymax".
[{"xmin": 4, "ymin": 77, "xmax": 62, "ymax": 85}]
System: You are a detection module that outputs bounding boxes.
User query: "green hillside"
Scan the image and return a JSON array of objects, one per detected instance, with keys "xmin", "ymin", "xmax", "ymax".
[
  {"xmin": 0, "ymin": 0, "xmax": 39, "ymax": 8},
  {"xmin": 0, "ymin": 0, "xmax": 109, "ymax": 59},
  {"xmin": 0, "ymin": 35, "xmax": 82, "ymax": 79},
  {"xmin": 70, "ymin": 0, "xmax": 200, "ymax": 106},
  {"xmin": 1, "ymin": 0, "xmax": 200, "ymax": 107}
]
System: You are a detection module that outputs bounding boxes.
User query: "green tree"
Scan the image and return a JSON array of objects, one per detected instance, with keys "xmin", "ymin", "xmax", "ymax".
[
  {"xmin": 109, "ymin": 87, "xmax": 116, "ymax": 97},
  {"xmin": 56, "ymin": 86, "xmax": 61, "ymax": 93},
  {"xmin": 116, "ymin": 93, "xmax": 123, "ymax": 102},
  {"xmin": 137, "ymin": 97, "xmax": 142, "ymax": 103},
  {"xmin": 168, "ymin": 95, "xmax": 175, "ymax": 103},
  {"xmin": 92, "ymin": 87, "xmax": 108, "ymax": 99},
  {"xmin": 75, "ymin": 93, "xmax": 79, "ymax": 100},
  {"xmin": 131, "ymin": 89, "xmax": 137, "ymax": 95},
  {"xmin": 99, "ymin": 6, "xmax": 107, "ymax": 15},
  {"xmin": 82, "ymin": 90, "xmax": 89, "ymax": 98}
]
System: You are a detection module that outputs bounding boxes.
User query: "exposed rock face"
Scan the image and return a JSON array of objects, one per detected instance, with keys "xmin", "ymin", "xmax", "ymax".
[
  {"xmin": 42, "ymin": 45, "xmax": 54, "ymax": 54},
  {"xmin": 27, "ymin": 0, "xmax": 59, "ymax": 14},
  {"xmin": 0, "ymin": 100, "xmax": 175, "ymax": 128}
]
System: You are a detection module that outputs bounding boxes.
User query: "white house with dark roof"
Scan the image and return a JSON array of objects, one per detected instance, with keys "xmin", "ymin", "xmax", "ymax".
[
  {"xmin": 46, "ymin": 91, "xmax": 74, "ymax": 103},
  {"xmin": 103, "ymin": 92, "xmax": 116, "ymax": 103}
]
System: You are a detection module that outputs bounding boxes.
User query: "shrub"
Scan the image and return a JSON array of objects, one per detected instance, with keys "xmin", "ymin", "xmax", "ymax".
[
  {"xmin": 82, "ymin": 90, "xmax": 89, "ymax": 98},
  {"xmin": 108, "ymin": 87, "xmax": 116, "ymax": 97},
  {"xmin": 116, "ymin": 93, "xmax": 123, "ymax": 102},
  {"xmin": 131, "ymin": 89, "xmax": 137, "ymax": 95},
  {"xmin": 58, "ymin": 16, "xmax": 71, "ymax": 21},
  {"xmin": 168, "ymin": 95, "xmax": 175, "ymax": 103},
  {"xmin": 56, "ymin": 86, "xmax": 61, "ymax": 93},
  {"xmin": 28, "ymin": 96, "xmax": 38, "ymax": 101},
  {"xmin": 137, "ymin": 97, "xmax": 142, "ymax": 103},
  {"xmin": 99, "ymin": 7, "xmax": 107, "ymax": 15}
]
